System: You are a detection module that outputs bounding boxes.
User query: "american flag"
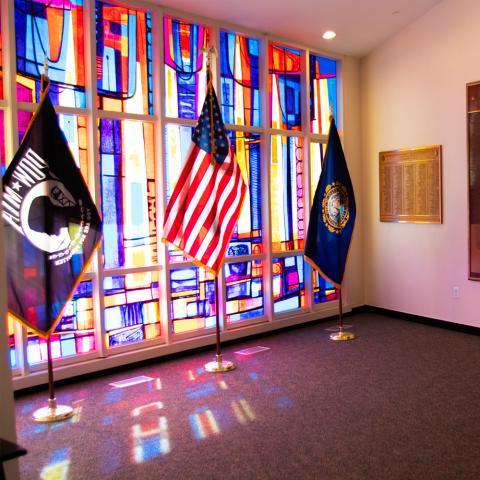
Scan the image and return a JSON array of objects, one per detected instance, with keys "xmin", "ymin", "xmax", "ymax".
[{"xmin": 162, "ymin": 79, "xmax": 247, "ymax": 275}]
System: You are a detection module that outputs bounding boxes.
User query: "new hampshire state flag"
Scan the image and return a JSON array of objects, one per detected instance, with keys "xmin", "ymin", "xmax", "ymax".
[{"xmin": 305, "ymin": 118, "xmax": 355, "ymax": 288}]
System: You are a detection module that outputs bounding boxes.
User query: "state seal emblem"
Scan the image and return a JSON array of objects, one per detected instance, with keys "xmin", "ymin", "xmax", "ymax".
[{"xmin": 322, "ymin": 181, "xmax": 350, "ymax": 234}]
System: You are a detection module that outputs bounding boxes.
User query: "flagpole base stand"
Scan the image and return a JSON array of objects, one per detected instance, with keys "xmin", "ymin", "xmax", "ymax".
[
  {"xmin": 330, "ymin": 330, "xmax": 356, "ymax": 341},
  {"xmin": 205, "ymin": 355, "xmax": 236, "ymax": 373},
  {"xmin": 33, "ymin": 398, "xmax": 74, "ymax": 423}
]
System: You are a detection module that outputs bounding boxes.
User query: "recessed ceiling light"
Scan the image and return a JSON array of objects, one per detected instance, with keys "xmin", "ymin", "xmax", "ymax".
[{"xmin": 323, "ymin": 30, "xmax": 336, "ymax": 40}]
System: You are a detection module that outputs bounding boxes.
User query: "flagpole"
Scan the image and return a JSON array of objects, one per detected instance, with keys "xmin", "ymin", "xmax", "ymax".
[
  {"xmin": 204, "ymin": 275, "xmax": 234, "ymax": 372},
  {"xmin": 329, "ymin": 287, "xmax": 354, "ymax": 341},
  {"xmin": 202, "ymin": 46, "xmax": 235, "ymax": 373},
  {"xmin": 46, "ymin": 335, "xmax": 55, "ymax": 405},
  {"xmin": 32, "ymin": 59, "xmax": 74, "ymax": 422}
]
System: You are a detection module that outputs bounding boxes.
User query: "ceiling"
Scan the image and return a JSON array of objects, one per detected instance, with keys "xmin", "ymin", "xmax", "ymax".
[{"xmin": 156, "ymin": 0, "xmax": 443, "ymax": 57}]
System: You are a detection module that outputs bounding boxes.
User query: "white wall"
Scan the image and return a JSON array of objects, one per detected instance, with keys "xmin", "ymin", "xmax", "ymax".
[{"xmin": 361, "ymin": 0, "xmax": 480, "ymax": 326}]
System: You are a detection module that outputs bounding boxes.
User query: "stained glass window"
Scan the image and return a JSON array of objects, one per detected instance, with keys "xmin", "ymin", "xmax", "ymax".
[
  {"xmin": 19, "ymin": 112, "xmax": 89, "ymax": 182},
  {"xmin": 104, "ymin": 272, "xmax": 160, "ymax": 347},
  {"xmin": 27, "ymin": 281, "xmax": 95, "ymax": 365},
  {"xmin": 15, "ymin": 0, "xmax": 86, "ymax": 107},
  {"xmin": 272, "ymin": 255, "xmax": 305, "ymax": 313},
  {"xmin": 164, "ymin": 124, "xmax": 194, "ymax": 263},
  {"xmin": 313, "ymin": 271, "xmax": 337, "ymax": 304},
  {"xmin": 99, "ymin": 119, "xmax": 156, "ymax": 269},
  {"xmin": 309, "ymin": 140, "xmax": 337, "ymax": 303},
  {"xmin": 164, "ymin": 17, "xmax": 208, "ymax": 120},
  {"xmin": 269, "ymin": 44, "xmax": 302, "ymax": 130},
  {"xmin": 227, "ymin": 131, "xmax": 262, "ymax": 256},
  {"xmin": 310, "ymin": 54, "xmax": 337, "ymax": 135},
  {"xmin": 8, "ymin": 316, "xmax": 16, "ymax": 368},
  {"xmin": 220, "ymin": 31, "xmax": 260, "ymax": 127},
  {"xmin": 225, "ymin": 259, "xmax": 263, "ymax": 323},
  {"xmin": 310, "ymin": 141, "xmax": 326, "ymax": 203},
  {"xmin": 96, "ymin": 1, "xmax": 153, "ymax": 114},
  {"xmin": 170, "ymin": 267, "xmax": 215, "ymax": 334},
  {"xmin": 270, "ymin": 135, "xmax": 304, "ymax": 251}
]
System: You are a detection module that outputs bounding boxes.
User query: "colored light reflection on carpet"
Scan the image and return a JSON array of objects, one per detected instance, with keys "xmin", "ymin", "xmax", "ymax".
[
  {"xmin": 189, "ymin": 408, "xmax": 220, "ymax": 440},
  {"xmin": 131, "ymin": 402, "xmax": 171, "ymax": 463},
  {"xmin": 70, "ymin": 405, "xmax": 83, "ymax": 423},
  {"xmin": 186, "ymin": 381, "xmax": 217, "ymax": 399},
  {"xmin": 109, "ymin": 375, "xmax": 155, "ymax": 388},
  {"xmin": 39, "ymin": 448, "xmax": 70, "ymax": 480},
  {"xmin": 235, "ymin": 346, "xmax": 270, "ymax": 355},
  {"xmin": 131, "ymin": 417, "xmax": 170, "ymax": 463},
  {"xmin": 104, "ymin": 389, "xmax": 124, "ymax": 405},
  {"xmin": 131, "ymin": 402, "xmax": 164, "ymax": 417},
  {"xmin": 231, "ymin": 398, "xmax": 255, "ymax": 425}
]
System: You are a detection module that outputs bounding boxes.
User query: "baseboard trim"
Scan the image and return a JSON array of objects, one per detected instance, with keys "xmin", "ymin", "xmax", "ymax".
[{"xmin": 355, "ymin": 305, "xmax": 480, "ymax": 336}]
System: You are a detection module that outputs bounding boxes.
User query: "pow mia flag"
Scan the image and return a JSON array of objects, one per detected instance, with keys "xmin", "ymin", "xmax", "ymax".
[{"xmin": 2, "ymin": 81, "xmax": 102, "ymax": 336}]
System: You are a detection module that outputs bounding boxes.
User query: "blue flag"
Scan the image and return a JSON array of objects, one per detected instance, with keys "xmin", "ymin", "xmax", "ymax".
[{"xmin": 304, "ymin": 118, "xmax": 355, "ymax": 287}]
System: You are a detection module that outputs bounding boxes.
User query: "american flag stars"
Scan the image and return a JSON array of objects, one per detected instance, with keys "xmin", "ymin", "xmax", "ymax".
[{"xmin": 192, "ymin": 86, "xmax": 230, "ymax": 164}]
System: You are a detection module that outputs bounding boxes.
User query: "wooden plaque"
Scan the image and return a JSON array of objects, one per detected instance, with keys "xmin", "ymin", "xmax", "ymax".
[
  {"xmin": 467, "ymin": 81, "xmax": 480, "ymax": 280},
  {"xmin": 379, "ymin": 145, "xmax": 442, "ymax": 223}
]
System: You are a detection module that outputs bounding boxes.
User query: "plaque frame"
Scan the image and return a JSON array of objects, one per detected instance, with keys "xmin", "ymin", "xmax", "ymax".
[
  {"xmin": 467, "ymin": 81, "xmax": 480, "ymax": 280},
  {"xmin": 379, "ymin": 145, "xmax": 442, "ymax": 224}
]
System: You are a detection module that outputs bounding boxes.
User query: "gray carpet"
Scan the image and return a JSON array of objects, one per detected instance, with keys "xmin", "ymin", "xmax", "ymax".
[{"xmin": 14, "ymin": 313, "xmax": 480, "ymax": 479}]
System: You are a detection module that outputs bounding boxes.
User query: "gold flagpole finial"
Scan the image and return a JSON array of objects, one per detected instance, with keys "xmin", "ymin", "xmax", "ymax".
[
  {"xmin": 201, "ymin": 46, "xmax": 217, "ymax": 74},
  {"xmin": 41, "ymin": 57, "xmax": 50, "ymax": 95}
]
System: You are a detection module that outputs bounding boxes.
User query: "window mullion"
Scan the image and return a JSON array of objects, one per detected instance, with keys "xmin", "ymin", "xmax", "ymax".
[
  {"xmin": 85, "ymin": 0, "xmax": 107, "ymax": 359},
  {"xmin": 303, "ymin": 49, "xmax": 313, "ymax": 312},
  {"xmin": 260, "ymin": 36, "xmax": 273, "ymax": 323},
  {"xmin": 153, "ymin": 6, "xmax": 172, "ymax": 346}
]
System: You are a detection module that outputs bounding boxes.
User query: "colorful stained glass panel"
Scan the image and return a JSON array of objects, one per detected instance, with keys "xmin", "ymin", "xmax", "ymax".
[
  {"xmin": 269, "ymin": 44, "xmax": 302, "ymax": 130},
  {"xmin": 220, "ymin": 31, "xmax": 260, "ymax": 127},
  {"xmin": 19, "ymin": 112, "xmax": 89, "ymax": 183},
  {"xmin": 310, "ymin": 54, "xmax": 337, "ymax": 135},
  {"xmin": 164, "ymin": 124, "xmax": 194, "ymax": 263},
  {"xmin": 104, "ymin": 272, "xmax": 160, "ymax": 347},
  {"xmin": 227, "ymin": 131, "xmax": 262, "ymax": 256},
  {"xmin": 270, "ymin": 135, "xmax": 304, "ymax": 251},
  {"xmin": 99, "ymin": 119, "xmax": 156, "ymax": 269},
  {"xmin": 170, "ymin": 267, "xmax": 215, "ymax": 334},
  {"xmin": 313, "ymin": 271, "xmax": 337, "ymax": 304},
  {"xmin": 310, "ymin": 141, "xmax": 326, "ymax": 204},
  {"xmin": 164, "ymin": 17, "xmax": 208, "ymax": 120},
  {"xmin": 8, "ymin": 316, "xmax": 16, "ymax": 369},
  {"xmin": 15, "ymin": 0, "xmax": 86, "ymax": 107},
  {"xmin": 27, "ymin": 281, "xmax": 95, "ymax": 365},
  {"xmin": 96, "ymin": 1, "xmax": 153, "ymax": 114},
  {"xmin": 225, "ymin": 260, "xmax": 263, "ymax": 323},
  {"xmin": 272, "ymin": 256, "xmax": 305, "ymax": 313}
]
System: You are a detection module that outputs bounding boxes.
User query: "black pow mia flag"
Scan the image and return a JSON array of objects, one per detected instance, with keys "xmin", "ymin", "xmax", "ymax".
[{"xmin": 2, "ymin": 82, "xmax": 102, "ymax": 336}]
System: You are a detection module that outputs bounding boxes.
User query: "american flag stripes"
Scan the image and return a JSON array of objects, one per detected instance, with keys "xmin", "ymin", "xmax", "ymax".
[{"xmin": 162, "ymin": 79, "xmax": 247, "ymax": 275}]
